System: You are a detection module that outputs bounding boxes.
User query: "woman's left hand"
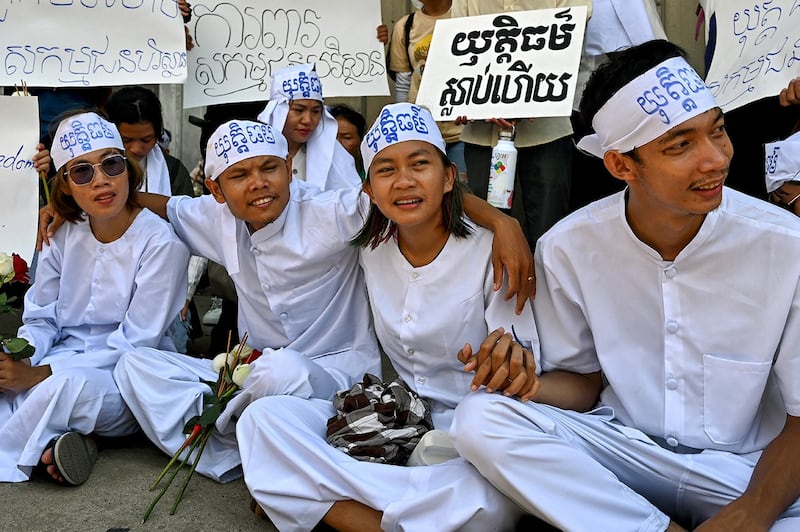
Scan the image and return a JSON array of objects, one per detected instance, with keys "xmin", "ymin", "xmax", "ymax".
[
  {"xmin": 490, "ymin": 216, "xmax": 535, "ymax": 313},
  {"xmin": 0, "ymin": 354, "xmax": 51, "ymax": 393},
  {"xmin": 458, "ymin": 328, "xmax": 539, "ymax": 400}
]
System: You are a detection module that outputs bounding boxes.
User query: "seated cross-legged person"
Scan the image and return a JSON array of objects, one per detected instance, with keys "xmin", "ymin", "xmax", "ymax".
[{"xmin": 236, "ymin": 103, "xmax": 537, "ymax": 532}]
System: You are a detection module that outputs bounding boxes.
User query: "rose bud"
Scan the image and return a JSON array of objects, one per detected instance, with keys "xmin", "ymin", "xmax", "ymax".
[{"xmin": 231, "ymin": 363, "xmax": 251, "ymax": 387}]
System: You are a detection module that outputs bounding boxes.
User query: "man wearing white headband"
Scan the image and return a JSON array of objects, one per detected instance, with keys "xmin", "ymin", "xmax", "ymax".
[
  {"xmin": 765, "ymin": 131, "xmax": 800, "ymax": 215},
  {"xmin": 111, "ymin": 119, "xmax": 381, "ymax": 483},
  {"xmin": 451, "ymin": 40, "xmax": 800, "ymax": 530},
  {"xmin": 257, "ymin": 63, "xmax": 362, "ymax": 191}
]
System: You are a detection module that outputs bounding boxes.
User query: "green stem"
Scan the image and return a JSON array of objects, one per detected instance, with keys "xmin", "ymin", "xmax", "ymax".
[
  {"xmin": 40, "ymin": 171, "xmax": 50, "ymax": 205},
  {"xmin": 149, "ymin": 426, "xmax": 198, "ymax": 490},
  {"xmin": 169, "ymin": 428, "xmax": 212, "ymax": 515},
  {"xmin": 142, "ymin": 430, "xmax": 204, "ymax": 523}
]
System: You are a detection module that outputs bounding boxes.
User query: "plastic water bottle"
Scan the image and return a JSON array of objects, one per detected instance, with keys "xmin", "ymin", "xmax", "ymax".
[{"xmin": 487, "ymin": 129, "xmax": 517, "ymax": 209}]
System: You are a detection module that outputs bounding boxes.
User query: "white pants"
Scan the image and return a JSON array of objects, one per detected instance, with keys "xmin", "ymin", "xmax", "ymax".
[
  {"xmin": 0, "ymin": 367, "xmax": 136, "ymax": 482},
  {"xmin": 237, "ymin": 394, "xmax": 523, "ymax": 532},
  {"xmin": 114, "ymin": 347, "xmax": 358, "ymax": 483},
  {"xmin": 451, "ymin": 392, "xmax": 800, "ymax": 532}
]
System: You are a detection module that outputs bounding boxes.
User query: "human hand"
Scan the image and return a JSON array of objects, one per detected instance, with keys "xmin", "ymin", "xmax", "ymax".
[
  {"xmin": 458, "ymin": 328, "xmax": 539, "ymax": 400},
  {"xmin": 376, "ymin": 24, "xmax": 389, "ymax": 44},
  {"xmin": 180, "ymin": 300, "xmax": 191, "ymax": 321},
  {"xmin": 779, "ymin": 77, "xmax": 800, "ymax": 107},
  {"xmin": 37, "ymin": 204, "xmax": 64, "ymax": 250},
  {"xmin": 33, "ymin": 144, "xmax": 52, "ymax": 174},
  {"xmin": 490, "ymin": 215, "xmax": 535, "ymax": 313},
  {"xmin": 184, "ymin": 25, "xmax": 194, "ymax": 51},
  {"xmin": 0, "ymin": 354, "xmax": 50, "ymax": 393},
  {"xmin": 693, "ymin": 500, "xmax": 768, "ymax": 532},
  {"xmin": 178, "ymin": 0, "xmax": 191, "ymax": 21}
]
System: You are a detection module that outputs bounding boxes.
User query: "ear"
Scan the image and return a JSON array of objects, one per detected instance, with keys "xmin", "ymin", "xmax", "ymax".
[
  {"xmin": 603, "ymin": 150, "xmax": 638, "ymax": 185},
  {"xmin": 442, "ymin": 162, "xmax": 456, "ymax": 194},
  {"xmin": 363, "ymin": 179, "xmax": 376, "ymax": 204},
  {"xmin": 283, "ymin": 159, "xmax": 292, "ymax": 185},
  {"xmin": 205, "ymin": 178, "xmax": 227, "ymax": 204}
]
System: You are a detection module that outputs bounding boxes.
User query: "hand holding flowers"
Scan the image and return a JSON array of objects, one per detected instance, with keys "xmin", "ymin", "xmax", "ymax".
[{"xmin": 0, "ymin": 252, "xmax": 33, "ymax": 361}]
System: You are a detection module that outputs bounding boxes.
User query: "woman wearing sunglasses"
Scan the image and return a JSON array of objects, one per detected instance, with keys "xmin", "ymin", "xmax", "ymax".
[{"xmin": 0, "ymin": 111, "xmax": 189, "ymax": 486}]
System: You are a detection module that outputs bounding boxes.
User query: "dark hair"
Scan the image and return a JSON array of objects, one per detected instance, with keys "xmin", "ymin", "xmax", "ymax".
[
  {"xmin": 49, "ymin": 110, "xmax": 143, "ymax": 222},
  {"xmin": 105, "ymin": 86, "xmax": 164, "ymax": 136},
  {"xmin": 351, "ymin": 149, "xmax": 472, "ymax": 249},
  {"xmin": 579, "ymin": 40, "xmax": 687, "ymax": 131},
  {"xmin": 328, "ymin": 104, "xmax": 367, "ymax": 139}
]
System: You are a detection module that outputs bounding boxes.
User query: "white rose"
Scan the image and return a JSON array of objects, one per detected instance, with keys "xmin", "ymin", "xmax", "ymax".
[
  {"xmin": 0, "ymin": 252, "xmax": 13, "ymax": 284},
  {"xmin": 231, "ymin": 363, "xmax": 251, "ymax": 387},
  {"xmin": 232, "ymin": 343, "xmax": 254, "ymax": 361},
  {"xmin": 211, "ymin": 352, "xmax": 229, "ymax": 373}
]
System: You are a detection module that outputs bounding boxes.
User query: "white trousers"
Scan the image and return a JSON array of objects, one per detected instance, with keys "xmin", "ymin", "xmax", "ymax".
[
  {"xmin": 0, "ymin": 367, "xmax": 136, "ymax": 482},
  {"xmin": 237, "ymin": 394, "xmax": 523, "ymax": 532},
  {"xmin": 451, "ymin": 392, "xmax": 800, "ymax": 532},
  {"xmin": 114, "ymin": 347, "xmax": 355, "ymax": 483}
]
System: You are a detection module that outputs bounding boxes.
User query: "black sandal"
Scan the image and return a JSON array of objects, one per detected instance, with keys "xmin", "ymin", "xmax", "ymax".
[{"xmin": 39, "ymin": 432, "xmax": 98, "ymax": 486}]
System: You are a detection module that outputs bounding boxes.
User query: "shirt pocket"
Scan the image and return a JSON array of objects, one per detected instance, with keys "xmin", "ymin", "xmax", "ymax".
[{"xmin": 703, "ymin": 353, "xmax": 771, "ymax": 445}]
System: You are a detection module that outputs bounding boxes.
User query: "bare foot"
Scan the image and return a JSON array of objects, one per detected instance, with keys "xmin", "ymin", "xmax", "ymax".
[{"xmin": 40, "ymin": 444, "xmax": 65, "ymax": 483}]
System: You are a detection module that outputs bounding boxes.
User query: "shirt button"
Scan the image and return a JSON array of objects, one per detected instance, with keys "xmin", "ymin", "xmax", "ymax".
[
  {"xmin": 666, "ymin": 378, "xmax": 678, "ymax": 390},
  {"xmin": 665, "ymin": 267, "xmax": 677, "ymax": 278},
  {"xmin": 252, "ymin": 248, "xmax": 261, "ymax": 256},
  {"xmin": 666, "ymin": 321, "xmax": 679, "ymax": 334},
  {"xmin": 404, "ymin": 314, "xmax": 412, "ymax": 322},
  {"xmin": 410, "ymin": 272, "xmax": 419, "ymax": 280},
  {"xmin": 417, "ymin": 376, "xmax": 426, "ymax": 385},
  {"xmin": 665, "ymin": 437, "xmax": 679, "ymax": 447},
  {"xmin": 99, "ymin": 248, "xmax": 105, "ymax": 254},
  {"xmin": 262, "ymin": 283, "xmax": 270, "ymax": 290},
  {"xmin": 408, "ymin": 348, "xmax": 415, "ymax": 355},
  {"xmin": 280, "ymin": 312, "xmax": 288, "ymax": 319}
]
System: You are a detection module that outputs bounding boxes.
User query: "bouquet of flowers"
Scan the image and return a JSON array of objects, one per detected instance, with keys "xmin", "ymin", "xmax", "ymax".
[
  {"xmin": 0, "ymin": 252, "xmax": 33, "ymax": 360},
  {"xmin": 142, "ymin": 333, "xmax": 260, "ymax": 522}
]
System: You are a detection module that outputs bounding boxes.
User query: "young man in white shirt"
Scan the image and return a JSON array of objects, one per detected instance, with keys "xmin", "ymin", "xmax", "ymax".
[{"xmin": 451, "ymin": 39, "xmax": 800, "ymax": 531}]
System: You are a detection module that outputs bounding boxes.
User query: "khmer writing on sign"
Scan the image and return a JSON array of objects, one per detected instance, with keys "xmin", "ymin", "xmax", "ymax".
[
  {"xmin": 183, "ymin": 0, "xmax": 389, "ymax": 108},
  {"xmin": 416, "ymin": 7, "xmax": 587, "ymax": 121},
  {"xmin": 0, "ymin": 1, "xmax": 186, "ymax": 86}
]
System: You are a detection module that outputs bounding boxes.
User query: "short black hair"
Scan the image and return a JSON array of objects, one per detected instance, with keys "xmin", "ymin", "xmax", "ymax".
[
  {"xmin": 106, "ymin": 86, "xmax": 164, "ymax": 136},
  {"xmin": 328, "ymin": 104, "xmax": 367, "ymax": 139},
  {"xmin": 579, "ymin": 40, "xmax": 687, "ymax": 131}
]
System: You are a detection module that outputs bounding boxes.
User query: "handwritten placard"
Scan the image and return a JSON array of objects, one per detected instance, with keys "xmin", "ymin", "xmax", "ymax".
[
  {"xmin": 183, "ymin": 0, "xmax": 390, "ymax": 108},
  {"xmin": 0, "ymin": 2, "xmax": 187, "ymax": 87},
  {"xmin": 704, "ymin": 0, "xmax": 800, "ymax": 112},
  {"xmin": 415, "ymin": 7, "xmax": 587, "ymax": 121},
  {"xmin": 0, "ymin": 96, "xmax": 39, "ymax": 264}
]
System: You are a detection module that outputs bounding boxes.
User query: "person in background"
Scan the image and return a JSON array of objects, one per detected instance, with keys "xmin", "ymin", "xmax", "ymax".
[{"xmin": 329, "ymin": 104, "xmax": 367, "ymax": 179}]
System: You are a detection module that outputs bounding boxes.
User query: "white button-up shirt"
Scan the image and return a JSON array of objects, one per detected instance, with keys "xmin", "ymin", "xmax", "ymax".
[
  {"xmin": 20, "ymin": 210, "xmax": 189, "ymax": 373},
  {"xmin": 361, "ymin": 224, "xmax": 539, "ymax": 430},
  {"xmin": 167, "ymin": 182, "xmax": 379, "ymax": 374},
  {"xmin": 534, "ymin": 188, "xmax": 800, "ymax": 453}
]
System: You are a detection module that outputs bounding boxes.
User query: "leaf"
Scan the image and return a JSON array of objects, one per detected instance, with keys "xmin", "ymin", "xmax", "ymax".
[
  {"xmin": 3, "ymin": 338, "xmax": 34, "ymax": 360},
  {"xmin": 197, "ymin": 404, "xmax": 221, "ymax": 428},
  {"xmin": 182, "ymin": 415, "xmax": 201, "ymax": 435}
]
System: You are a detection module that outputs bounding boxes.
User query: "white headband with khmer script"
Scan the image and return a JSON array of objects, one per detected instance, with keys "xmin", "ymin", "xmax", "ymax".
[
  {"xmin": 577, "ymin": 56, "xmax": 718, "ymax": 158},
  {"xmin": 361, "ymin": 103, "xmax": 446, "ymax": 172},
  {"xmin": 205, "ymin": 120, "xmax": 288, "ymax": 181},
  {"xmin": 51, "ymin": 112, "xmax": 124, "ymax": 171},
  {"xmin": 765, "ymin": 131, "xmax": 800, "ymax": 193}
]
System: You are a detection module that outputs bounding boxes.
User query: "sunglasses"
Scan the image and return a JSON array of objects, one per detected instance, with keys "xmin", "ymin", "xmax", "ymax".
[{"xmin": 65, "ymin": 154, "xmax": 127, "ymax": 186}]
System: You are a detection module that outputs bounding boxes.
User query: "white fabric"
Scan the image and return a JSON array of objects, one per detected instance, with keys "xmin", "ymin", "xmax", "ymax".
[
  {"xmin": 577, "ymin": 57, "xmax": 718, "ymax": 157},
  {"xmin": 452, "ymin": 395, "xmax": 800, "ymax": 531},
  {"xmin": 117, "ymin": 182, "xmax": 380, "ymax": 483},
  {"xmin": 361, "ymin": 102, "xmax": 446, "ymax": 173},
  {"xmin": 139, "ymin": 145, "xmax": 171, "ymax": 195},
  {"xmin": 1, "ymin": 210, "xmax": 189, "ymax": 482},
  {"xmin": 51, "ymin": 112, "xmax": 124, "ymax": 171},
  {"xmin": 533, "ymin": 188, "xmax": 800, "ymax": 453},
  {"xmin": 765, "ymin": 130, "xmax": 800, "ymax": 193},
  {"xmin": 360, "ymin": 224, "xmax": 539, "ymax": 430},
  {"xmin": 204, "ymin": 120, "xmax": 288, "ymax": 181},
  {"xmin": 257, "ymin": 64, "xmax": 360, "ymax": 192},
  {"xmin": 238, "ymin": 225, "xmax": 533, "ymax": 531}
]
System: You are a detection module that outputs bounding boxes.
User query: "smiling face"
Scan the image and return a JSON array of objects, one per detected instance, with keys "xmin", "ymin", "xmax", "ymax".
[
  {"xmin": 205, "ymin": 155, "xmax": 292, "ymax": 232},
  {"xmin": 606, "ymin": 108, "xmax": 732, "ymax": 232},
  {"xmin": 117, "ymin": 121, "xmax": 158, "ymax": 163},
  {"xmin": 282, "ymin": 99, "xmax": 323, "ymax": 151},
  {"xmin": 64, "ymin": 148, "xmax": 130, "ymax": 222},
  {"xmin": 364, "ymin": 140, "xmax": 454, "ymax": 234}
]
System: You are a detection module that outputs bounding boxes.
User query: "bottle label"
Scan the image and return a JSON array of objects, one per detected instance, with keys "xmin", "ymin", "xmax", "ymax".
[{"xmin": 487, "ymin": 150, "xmax": 515, "ymax": 209}]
